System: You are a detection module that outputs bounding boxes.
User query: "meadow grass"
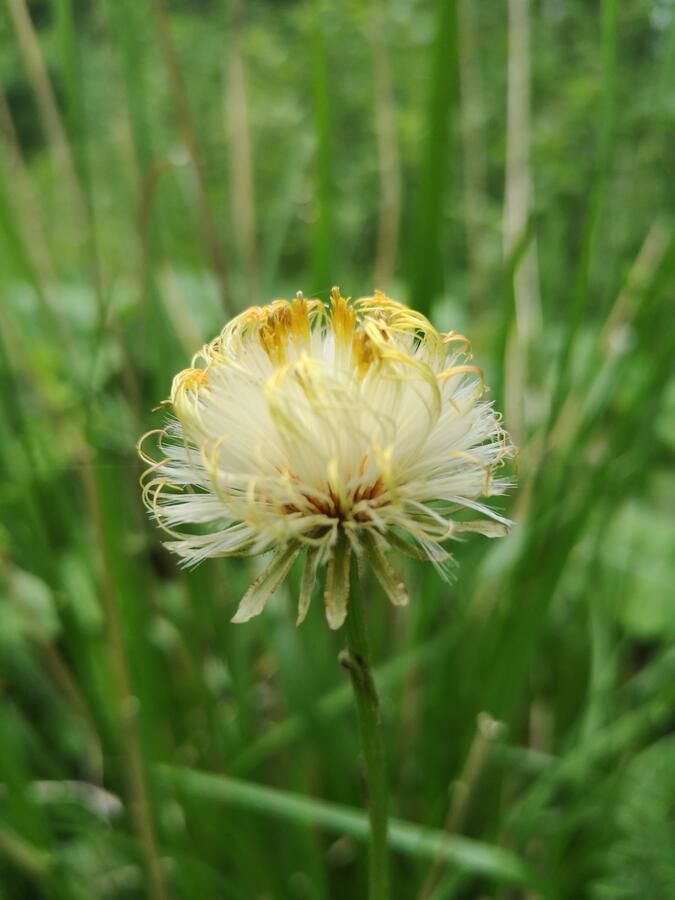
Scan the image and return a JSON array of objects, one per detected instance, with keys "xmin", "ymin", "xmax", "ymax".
[{"xmin": 0, "ymin": 1, "xmax": 673, "ymax": 898}]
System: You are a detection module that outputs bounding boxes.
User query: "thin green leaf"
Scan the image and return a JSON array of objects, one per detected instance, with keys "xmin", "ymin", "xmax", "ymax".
[
  {"xmin": 232, "ymin": 545, "xmax": 300, "ymax": 624},
  {"xmin": 159, "ymin": 766, "xmax": 538, "ymax": 887},
  {"xmin": 363, "ymin": 532, "xmax": 409, "ymax": 607},
  {"xmin": 323, "ymin": 537, "xmax": 351, "ymax": 630},
  {"xmin": 297, "ymin": 546, "xmax": 321, "ymax": 626}
]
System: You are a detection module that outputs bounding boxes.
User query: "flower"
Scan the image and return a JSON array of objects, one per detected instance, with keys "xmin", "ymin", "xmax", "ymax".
[{"xmin": 139, "ymin": 288, "xmax": 515, "ymax": 629}]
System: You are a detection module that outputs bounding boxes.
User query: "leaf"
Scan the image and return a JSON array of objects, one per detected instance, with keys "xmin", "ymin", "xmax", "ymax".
[
  {"xmin": 231, "ymin": 545, "xmax": 300, "ymax": 624},
  {"xmin": 1, "ymin": 566, "xmax": 59, "ymax": 648},
  {"xmin": 323, "ymin": 537, "xmax": 350, "ymax": 630},
  {"xmin": 386, "ymin": 532, "xmax": 433, "ymax": 561},
  {"xmin": 297, "ymin": 546, "xmax": 321, "ymax": 625},
  {"xmin": 363, "ymin": 532, "xmax": 409, "ymax": 607},
  {"xmin": 453, "ymin": 519, "xmax": 510, "ymax": 538},
  {"xmin": 159, "ymin": 765, "xmax": 538, "ymax": 887}
]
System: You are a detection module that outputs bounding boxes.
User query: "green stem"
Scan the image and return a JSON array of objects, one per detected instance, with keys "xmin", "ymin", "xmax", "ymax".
[{"xmin": 342, "ymin": 583, "xmax": 389, "ymax": 900}]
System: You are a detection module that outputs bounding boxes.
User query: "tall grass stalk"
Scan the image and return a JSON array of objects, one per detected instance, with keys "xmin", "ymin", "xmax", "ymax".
[
  {"xmin": 225, "ymin": 0, "xmax": 258, "ymax": 304},
  {"xmin": 81, "ymin": 463, "xmax": 169, "ymax": 900},
  {"xmin": 456, "ymin": 0, "xmax": 488, "ymax": 313},
  {"xmin": 504, "ymin": 0, "xmax": 541, "ymax": 444},
  {"xmin": 371, "ymin": 0, "xmax": 401, "ymax": 290},
  {"xmin": 410, "ymin": 0, "xmax": 458, "ymax": 315},
  {"xmin": 5, "ymin": 0, "xmax": 87, "ymax": 225},
  {"xmin": 150, "ymin": 0, "xmax": 231, "ymax": 314},
  {"xmin": 310, "ymin": 0, "xmax": 334, "ymax": 292}
]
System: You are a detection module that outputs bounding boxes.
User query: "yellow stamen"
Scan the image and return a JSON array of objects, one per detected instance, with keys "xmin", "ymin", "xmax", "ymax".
[
  {"xmin": 172, "ymin": 367, "xmax": 208, "ymax": 400},
  {"xmin": 442, "ymin": 330, "xmax": 471, "ymax": 353},
  {"xmin": 351, "ymin": 330, "xmax": 381, "ymax": 377},
  {"xmin": 259, "ymin": 304, "xmax": 292, "ymax": 365},
  {"xmin": 330, "ymin": 286, "xmax": 356, "ymax": 349},
  {"xmin": 290, "ymin": 292, "xmax": 312, "ymax": 345},
  {"xmin": 437, "ymin": 364, "xmax": 484, "ymax": 390}
]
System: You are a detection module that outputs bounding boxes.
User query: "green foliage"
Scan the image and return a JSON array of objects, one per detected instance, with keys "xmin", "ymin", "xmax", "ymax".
[
  {"xmin": 0, "ymin": 0, "xmax": 673, "ymax": 898},
  {"xmin": 592, "ymin": 737, "xmax": 675, "ymax": 899}
]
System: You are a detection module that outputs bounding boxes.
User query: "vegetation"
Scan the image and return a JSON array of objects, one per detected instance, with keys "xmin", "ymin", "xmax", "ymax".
[{"xmin": 0, "ymin": 0, "xmax": 673, "ymax": 897}]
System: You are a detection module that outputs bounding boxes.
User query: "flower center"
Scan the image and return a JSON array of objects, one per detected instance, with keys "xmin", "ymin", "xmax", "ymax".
[{"xmin": 283, "ymin": 474, "xmax": 387, "ymax": 524}]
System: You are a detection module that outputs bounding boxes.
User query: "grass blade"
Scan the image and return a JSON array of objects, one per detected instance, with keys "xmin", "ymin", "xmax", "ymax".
[{"xmin": 160, "ymin": 766, "xmax": 538, "ymax": 887}]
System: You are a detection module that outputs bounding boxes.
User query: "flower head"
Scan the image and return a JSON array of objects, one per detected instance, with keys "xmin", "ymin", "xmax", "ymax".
[{"xmin": 139, "ymin": 289, "xmax": 515, "ymax": 628}]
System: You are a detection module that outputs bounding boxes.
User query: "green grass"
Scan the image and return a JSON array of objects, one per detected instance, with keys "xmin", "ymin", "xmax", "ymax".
[{"xmin": 0, "ymin": 1, "xmax": 674, "ymax": 898}]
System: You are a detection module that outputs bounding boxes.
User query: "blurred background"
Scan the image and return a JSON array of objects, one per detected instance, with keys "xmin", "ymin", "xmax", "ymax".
[{"xmin": 1, "ymin": 0, "xmax": 674, "ymax": 897}]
